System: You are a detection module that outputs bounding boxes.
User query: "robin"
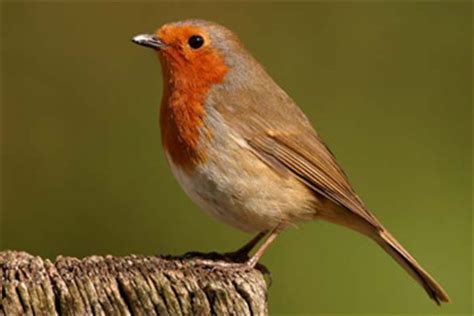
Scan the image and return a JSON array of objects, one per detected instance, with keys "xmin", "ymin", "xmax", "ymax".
[{"xmin": 132, "ymin": 19, "xmax": 450, "ymax": 304}]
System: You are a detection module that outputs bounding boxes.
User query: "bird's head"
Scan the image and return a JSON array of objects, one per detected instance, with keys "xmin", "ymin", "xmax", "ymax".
[
  {"xmin": 132, "ymin": 19, "xmax": 252, "ymax": 87},
  {"xmin": 132, "ymin": 20, "xmax": 255, "ymax": 170}
]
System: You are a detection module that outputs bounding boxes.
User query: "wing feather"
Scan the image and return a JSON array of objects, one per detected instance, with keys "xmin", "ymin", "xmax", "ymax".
[{"xmin": 248, "ymin": 132, "xmax": 382, "ymax": 229}]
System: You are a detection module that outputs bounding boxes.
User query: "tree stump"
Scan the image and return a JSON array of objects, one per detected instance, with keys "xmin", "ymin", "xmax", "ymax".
[{"xmin": 0, "ymin": 251, "xmax": 268, "ymax": 316}]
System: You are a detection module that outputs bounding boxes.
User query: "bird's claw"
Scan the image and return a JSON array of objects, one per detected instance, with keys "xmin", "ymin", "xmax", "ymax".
[
  {"xmin": 180, "ymin": 250, "xmax": 271, "ymax": 284},
  {"xmin": 221, "ymin": 249, "xmax": 250, "ymax": 263}
]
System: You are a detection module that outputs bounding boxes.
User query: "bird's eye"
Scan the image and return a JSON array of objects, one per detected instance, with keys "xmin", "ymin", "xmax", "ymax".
[{"xmin": 188, "ymin": 35, "xmax": 204, "ymax": 49}]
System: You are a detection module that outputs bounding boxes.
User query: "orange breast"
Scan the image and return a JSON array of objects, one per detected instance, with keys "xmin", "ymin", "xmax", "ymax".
[{"xmin": 159, "ymin": 40, "xmax": 228, "ymax": 172}]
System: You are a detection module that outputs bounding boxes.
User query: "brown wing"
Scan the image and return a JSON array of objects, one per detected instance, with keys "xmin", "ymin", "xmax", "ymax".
[
  {"xmin": 247, "ymin": 131, "xmax": 382, "ymax": 229},
  {"xmin": 246, "ymin": 129, "xmax": 453, "ymax": 304},
  {"xmin": 207, "ymin": 57, "xmax": 381, "ymax": 228},
  {"xmin": 207, "ymin": 53, "xmax": 449, "ymax": 304}
]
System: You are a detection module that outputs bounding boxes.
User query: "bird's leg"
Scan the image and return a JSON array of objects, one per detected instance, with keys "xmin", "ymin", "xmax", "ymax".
[
  {"xmin": 193, "ymin": 222, "xmax": 286, "ymax": 271},
  {"xmin": 223, "ymin": 231, "xmax": 267, "ymax": 262},
  {"xmin": 244, "ymin": 222, "xmax": 286, "ymax": 269}
]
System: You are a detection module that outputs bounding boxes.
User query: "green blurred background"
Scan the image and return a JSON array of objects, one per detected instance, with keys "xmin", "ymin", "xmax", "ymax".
[{"xmin": 1, "ymin": 2, "xmax": 471, "ymax": 314}]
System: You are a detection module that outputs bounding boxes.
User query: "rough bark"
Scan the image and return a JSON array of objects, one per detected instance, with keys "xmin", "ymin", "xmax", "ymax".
[{"xmin": 0, "ymin": 251, "xmax": 268, "ymax": 316}]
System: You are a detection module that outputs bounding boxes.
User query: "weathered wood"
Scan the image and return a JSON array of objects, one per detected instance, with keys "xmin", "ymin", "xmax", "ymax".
[{"xmin": 0, "ymin": 251, "xmax": 268, "ymax": 316}]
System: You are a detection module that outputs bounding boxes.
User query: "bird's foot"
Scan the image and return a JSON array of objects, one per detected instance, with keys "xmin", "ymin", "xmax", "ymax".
[
  {"xmin": 221, "ymin": 248, "xmax": 251, "ymax": 263},
  {"xmin": 187, "ymin": 256, "xmax": 271, "ymax": 279},
  {"xmin": 180, "ymin": 249, "xmax": 271, "ymax": 282},
  {"xmin": 181, "ymin": 249, "xmax": 249, "ymax": 263}
]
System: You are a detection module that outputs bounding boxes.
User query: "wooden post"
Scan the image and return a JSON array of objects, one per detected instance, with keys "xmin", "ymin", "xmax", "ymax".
[{"xmin": 0, "ymin": 251, "xmax": 268, "ymax": 315}]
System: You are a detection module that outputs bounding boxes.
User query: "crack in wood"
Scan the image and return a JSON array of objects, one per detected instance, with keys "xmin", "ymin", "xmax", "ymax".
[{"xmin": 0, "ymin": 251, "xmax": 268, "ymax": 316}]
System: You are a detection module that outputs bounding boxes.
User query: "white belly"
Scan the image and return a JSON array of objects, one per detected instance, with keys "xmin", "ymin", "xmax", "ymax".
[{"xmin": 165, "ymin": 108, "xmax": 316, "ymax": 233}]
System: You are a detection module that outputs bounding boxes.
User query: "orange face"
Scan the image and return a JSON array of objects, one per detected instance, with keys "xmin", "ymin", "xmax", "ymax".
[
  {"xmin": 155, "ymin": 24, "xmax": 228, "ymax": 83},
  {"xmin": 154, "ymin": 23, "xmax": 229, "ymax": 171}
]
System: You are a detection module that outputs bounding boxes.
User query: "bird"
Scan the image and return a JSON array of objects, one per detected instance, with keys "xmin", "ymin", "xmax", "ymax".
[{"xmin": 132, "ymin": 19, "xmax": 450, "ymax": 304}]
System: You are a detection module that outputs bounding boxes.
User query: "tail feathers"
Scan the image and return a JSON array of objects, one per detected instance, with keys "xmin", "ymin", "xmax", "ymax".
[{"xmin": 375, "ymin": 229, "xmax": 450, "ymax": 305}]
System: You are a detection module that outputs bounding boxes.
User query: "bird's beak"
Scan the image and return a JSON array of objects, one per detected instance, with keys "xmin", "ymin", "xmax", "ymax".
[{"xmin": 132, "ymin": 34, "xmax": 165, "ymax": 50}]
